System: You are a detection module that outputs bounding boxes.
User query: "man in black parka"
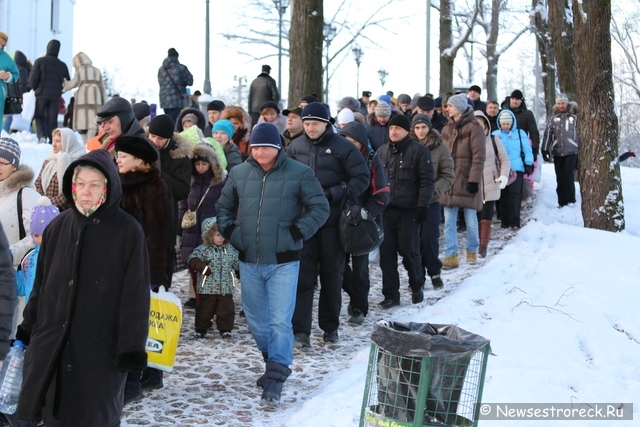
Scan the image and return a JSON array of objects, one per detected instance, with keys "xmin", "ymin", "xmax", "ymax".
[
  {"xmin": 28, "ymin": 39, "xmax": 70, "ymax": 144},
  {"xmin": 286, "ymin": 102, "xmax": 369, "ymax": 346},
  {"xmin": 16, "ymin": 150, "xmax": 150, "ymax": 427}
]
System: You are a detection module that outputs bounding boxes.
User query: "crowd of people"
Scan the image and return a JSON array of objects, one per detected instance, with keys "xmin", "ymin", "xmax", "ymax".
[{"xmin": 0, "ymin": 33, "xmax": 635, "ymax": 425}]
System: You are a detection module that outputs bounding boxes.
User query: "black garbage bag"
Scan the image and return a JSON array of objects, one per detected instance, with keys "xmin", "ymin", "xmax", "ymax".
[{"xmin": 371, "ymin": 321, "xmax": 490, "ymax": 426}]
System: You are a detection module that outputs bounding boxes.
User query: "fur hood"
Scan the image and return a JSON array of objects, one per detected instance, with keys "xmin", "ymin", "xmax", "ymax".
[
  {"xmin": 143, "ymin": 128, "xmax": 194, "ymax": 160},
  {"xmin": 551, "ymin": 101, "xmax": 578, "ymax": 115},
  {"xmin": 1, "ymin": 165, "xmax": 35, "ymax": 193},
  {"xmin": 72, "ymin": 52, "xmax": 92, "ymax": 69},
  {"xmin": 191, "ymin": 143, "xmax": 227, "ymax": 187},
  {"xmin": 201, "ymin": 217, "xmax": 220, "ymax": 246},
  {"xmin": 176, "ymin": 108, "xmax": 207, "ymax": 133},
  {"xmin": 413, "ymin": 128, "xmax": 443, "ymax": 150}
]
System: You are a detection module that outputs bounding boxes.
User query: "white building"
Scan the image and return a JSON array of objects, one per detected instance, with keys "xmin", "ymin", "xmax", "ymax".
[{"xmin": 0, "ymin": 0, "xmax": 75, "ymax": 72}]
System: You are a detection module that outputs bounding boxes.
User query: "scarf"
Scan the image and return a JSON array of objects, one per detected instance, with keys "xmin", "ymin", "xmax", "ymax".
[
  {"xmin": 40, "ymin": 129, "xmax": 86, "ymax": 190},
  {"xmin": 72, "ymin": 181, "xmax": 108, "ymax": 217}
]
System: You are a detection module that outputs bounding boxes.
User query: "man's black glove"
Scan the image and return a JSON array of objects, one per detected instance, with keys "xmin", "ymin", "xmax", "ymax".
[
  {"xmin": 524, "ymin": 164, "xmax": 534, "ymax": 175},
  {"xmin": 532, "ymin": 147, "xmax": 539, "ymax": 157},
  {"xmin": 290, "ymin": 225, "xmax": 303, "ymax": 242},
  {"xmin": 323, "ymin": 188, "xmax": 333, "ymax": 201},
  {"xmin": 542, "ymin": 151, "xmax": 550, "ymax": 162},
  {"xmin": 415, "ymin": 207, "xmax": 429, "ymax": 223},
  {"xmin": 466, "ymin": 182, "xmax": 479, "ymax": 194}
]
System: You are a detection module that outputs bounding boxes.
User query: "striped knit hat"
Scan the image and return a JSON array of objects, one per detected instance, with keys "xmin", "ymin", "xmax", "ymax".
[{"xmin": 0, "ymin": 137, "xmax": 20, "ymax": 167}]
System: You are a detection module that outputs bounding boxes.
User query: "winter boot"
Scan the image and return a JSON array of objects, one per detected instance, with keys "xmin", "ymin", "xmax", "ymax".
[
  {"xmin": 478, "ymin": 219, "xmax": 492, "ymax": 258},
  {"xmin": 466, "ymin": 250, "xmax": 478, "ymax": 264},
  {"xmin": 442, "ymin": 254, "xmax": 459, "ymax": 269},
  {"xmin": 257, "ymin": 352, "xmax": 269, "ymax": 388},
  {"xmin": 430, "ymin": 274, "xmax": 444, "ymax": 290},
  {"xmin": 261, "ymin": 362, "xmax": 292, "ymax": 405}
]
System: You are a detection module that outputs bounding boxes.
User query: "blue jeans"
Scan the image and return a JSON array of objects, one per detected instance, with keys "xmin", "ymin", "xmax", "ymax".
[
  {"xmin": 239, "ymin": 261, "xmax": 299, "ymax": 367},
  {"xmin": 443, "ymin": 207, "xmax": 479, "ymax": 256}
]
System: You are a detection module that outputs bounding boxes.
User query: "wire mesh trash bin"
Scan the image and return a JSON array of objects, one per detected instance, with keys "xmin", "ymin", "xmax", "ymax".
[{"xmin": 360, "ymin": 321, "xmax": 490, "ymax": 427}]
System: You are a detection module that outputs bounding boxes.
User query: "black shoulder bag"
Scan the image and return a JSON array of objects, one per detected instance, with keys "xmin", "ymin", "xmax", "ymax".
[
  {"xmin": 5, "ymin": 81, "xmax": 22, "ymax": 115},
  {"xmin": 17, "ymin": 187, "xmax": 26, "ymax": 239},
  {"xmin": 338, "ymin": 152, "xmax": 384, "ymax": 256}
]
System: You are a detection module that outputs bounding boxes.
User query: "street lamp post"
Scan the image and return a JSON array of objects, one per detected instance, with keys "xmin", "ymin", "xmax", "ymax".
[
  {"xmin": 272, "ymin": 0, "xmax": 290, "ymax": 96},
  {"xmin": 377, "ymin": 68, "xmax": 389, "ymax": 91},
  {"xmin": 351, "ymin": 45, "xmax": 363, "ymax": 98},
  {"xmin": 203, "ymin": 0, "xmax": 211, "ymax": 95},
  {"xmin": 323, "ymin": 21, "xmax": 337, "ymax": 102}
]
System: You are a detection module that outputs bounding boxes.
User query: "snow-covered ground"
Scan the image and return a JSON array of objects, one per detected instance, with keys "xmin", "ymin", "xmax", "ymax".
[{"xmin": 11, "ymin": 132, "xmax": 640, "ymax": 426}]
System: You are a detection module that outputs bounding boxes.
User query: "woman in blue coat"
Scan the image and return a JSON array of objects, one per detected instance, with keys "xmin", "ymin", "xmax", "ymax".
[{"xmin": 492, "ymin": 109, "xmax": 534, "ymax": 228}]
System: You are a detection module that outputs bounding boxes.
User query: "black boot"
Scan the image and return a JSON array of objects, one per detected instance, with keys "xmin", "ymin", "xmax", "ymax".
[
  {"xmin": 261, "ymin": 362, "xmax": 292, "ymax": 405},
  {"xmin": 257, "ymin": 352, "xmax": 269, "ymax": 388}
]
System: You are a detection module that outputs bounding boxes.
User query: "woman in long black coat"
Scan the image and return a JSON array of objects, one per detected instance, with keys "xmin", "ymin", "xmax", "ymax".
[
  {"xmin": 16, "ymin": 150, "xmax": 150, "ymax": 426},
  {"xmin": 115, "ymin": 136, "xmax": 175, "ymax": 399}
]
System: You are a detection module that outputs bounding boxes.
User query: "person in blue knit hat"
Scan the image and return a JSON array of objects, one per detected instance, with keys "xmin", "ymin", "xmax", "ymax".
[
  {"xmin": 217, "ymin": 122, "xmax": 329, "ymax": 405},
  {"xmin": 212, "ymin": 119, "xmax": 241, "ymax": 171}
]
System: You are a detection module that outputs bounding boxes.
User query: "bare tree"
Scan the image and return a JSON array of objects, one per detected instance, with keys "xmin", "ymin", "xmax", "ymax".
[
  {"xmin": 439, "ymin": 0, "xmax": 480, "ymax": 94},
  {"xmin": 572, "ymin": 0, "xmax": 624, "ymax": 231},
  {"xmin": 288, "ymin": 0, "xmax": 324, "ymax": 105},
  {"xmin": 476, "ymin": 0, "xmax": 529, "ymax": 101},
  {"xmin": 548, "ymin": 0, "xmax": 577, "ymax": 100},
  {"xmin": 532, "ymin": 0, "xmax": 557, "ymax": 113}
]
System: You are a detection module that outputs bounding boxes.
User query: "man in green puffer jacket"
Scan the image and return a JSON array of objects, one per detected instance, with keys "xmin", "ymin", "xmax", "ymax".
[{"xmin": 216, "ymin": 123, "xmax": 329, "ymax": 406}]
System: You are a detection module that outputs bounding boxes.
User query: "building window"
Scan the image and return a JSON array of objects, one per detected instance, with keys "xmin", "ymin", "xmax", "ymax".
[{"xmin": 51, "ymin": 0, "xmax": 60, "ymax": 33}]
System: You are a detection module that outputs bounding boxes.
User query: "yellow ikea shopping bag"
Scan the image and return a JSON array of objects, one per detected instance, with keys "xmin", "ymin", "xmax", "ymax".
[{"xmin": 146, "ymin": 287, "xmax": 182, "ymax": 372}]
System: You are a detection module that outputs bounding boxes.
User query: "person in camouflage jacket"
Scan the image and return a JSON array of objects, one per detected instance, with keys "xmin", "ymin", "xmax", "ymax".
[{"xmin": 187, "ymin": 217, "xmax": 239, "ymax": 338}]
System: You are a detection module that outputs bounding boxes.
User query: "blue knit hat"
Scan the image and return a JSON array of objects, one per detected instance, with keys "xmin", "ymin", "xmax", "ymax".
[
  {"xmin": 212, "ymin": 119, "xmax": 235, "ymax": 140},
  {"xmin": 301, "ymin": 102, "xmax": 330, "ymax": 124},
  {"xmin": 30, "ymin": 196, "xmax": 60, "ymax": 235},
  {"xmin": 250, "ymin": 123, "xmax": 282, "ymax": 150}
]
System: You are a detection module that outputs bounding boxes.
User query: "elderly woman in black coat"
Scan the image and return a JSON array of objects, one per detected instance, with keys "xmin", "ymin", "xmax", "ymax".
[
  {"xmin": 115, "ymin": 136, "xmax": 175, "ymax": 401},
  {"xmin": 16, "ymin": 150, "xmax": 150, "ymax": 427}
]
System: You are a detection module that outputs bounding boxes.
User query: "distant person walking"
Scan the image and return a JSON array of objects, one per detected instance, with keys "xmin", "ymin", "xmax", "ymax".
[
  {"xmin": 0, "ymin": 32, "xmax": 20, "ymax": 127},
  {"xmin": 158, "ymin": 48, "xmax": 193, "ymax": 123},
  {"xmin": 28, "ymin": 39, "xmax": 70, "ymax": 144},
  {"xmin": 63, "ymin": 52, "xmax": 107, "ymax": 143},
  {"xmin": 248, "ymin": 65, "xmax": 280, "ymax": 127},
  {"xmin": 541, "ymin": 94, "xmax": 579, "ymax": 208}
]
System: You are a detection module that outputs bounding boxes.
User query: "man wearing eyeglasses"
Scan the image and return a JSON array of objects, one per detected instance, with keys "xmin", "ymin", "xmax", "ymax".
[{"xmin": 93, "ymin": 97, "xmax": 146, "ymax": 157}]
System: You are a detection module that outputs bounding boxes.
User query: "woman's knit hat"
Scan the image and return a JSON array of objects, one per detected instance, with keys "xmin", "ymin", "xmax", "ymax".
[
  {"xmin": 0, "ymin": 137, "xmax": 20, "ymax": 167},
  {"xmin": 30, "ymin": 196, "xmax": 60, "ymax": 235}
]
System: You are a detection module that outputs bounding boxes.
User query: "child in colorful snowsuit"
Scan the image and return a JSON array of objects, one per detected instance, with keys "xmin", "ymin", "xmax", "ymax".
[
  {"xmin": 187, "ymin": 217, "xmax": 238, "ymax": 338},
  {"xmin": 16, "ymin": 196, "xmax": 60, "ymax": 303}
]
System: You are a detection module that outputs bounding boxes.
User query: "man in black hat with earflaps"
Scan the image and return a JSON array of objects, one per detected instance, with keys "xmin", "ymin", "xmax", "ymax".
[{"xmin": 248, "ymin": 65, "xmax": 280, "ymax": 127}]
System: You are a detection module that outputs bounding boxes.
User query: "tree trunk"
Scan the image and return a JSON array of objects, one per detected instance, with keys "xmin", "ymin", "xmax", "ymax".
[
  {"xmin": 439, "ymin": 0, "xmax": 454, "ymax": 94},
  {"xmin": 572, "ymin": 0, "xmax": 624, "ymax": 231},
  {"xmin": 549, "ymin": 0, "xmax": 577, "ymax": 101},
  {"xmin": 484, "ymin": 0, "xmax": 500, "ymax": 102},
  {"xmin": 288, "ymin": 0, "xmax": 324, "ymax": 107},
  {"xmin": 532, "ymin": 0, "xmax": 556, "ymax": 114}
]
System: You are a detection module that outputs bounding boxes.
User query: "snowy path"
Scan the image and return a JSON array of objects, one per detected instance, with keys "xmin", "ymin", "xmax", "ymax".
[{"xmin": 121, "ymin": 209, "xmax": 532, "ymax": 426}]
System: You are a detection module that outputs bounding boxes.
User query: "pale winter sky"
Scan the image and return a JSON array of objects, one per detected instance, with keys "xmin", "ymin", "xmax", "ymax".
[{"xmin": 72, "ymin": 0, "xmax": 538, "ymax": 112}]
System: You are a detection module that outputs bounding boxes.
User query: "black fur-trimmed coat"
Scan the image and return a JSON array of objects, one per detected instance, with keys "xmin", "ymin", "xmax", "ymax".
[{"xmin": 120, "ymin": 165, "xmax": 175, "ymax": 288}]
